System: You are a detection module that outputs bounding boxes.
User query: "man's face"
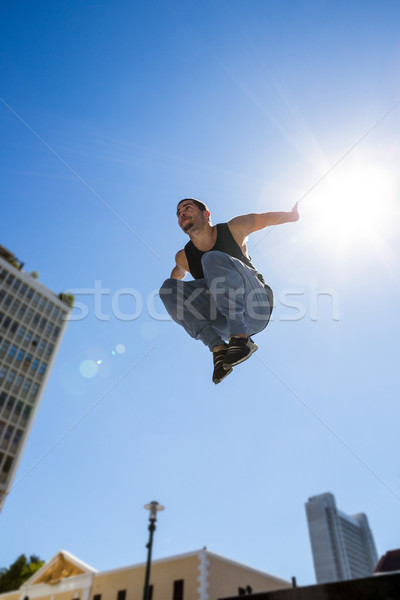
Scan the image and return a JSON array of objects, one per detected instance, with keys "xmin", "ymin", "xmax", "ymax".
[{"xmin": 176, "ymin": 200, "xmax": 207, "ymax": 233}]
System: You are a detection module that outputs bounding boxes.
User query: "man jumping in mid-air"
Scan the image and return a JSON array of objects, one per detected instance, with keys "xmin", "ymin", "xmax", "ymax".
[{"xmin": 160, "ymin": 198, "xmax": 299, "ymax": 384}]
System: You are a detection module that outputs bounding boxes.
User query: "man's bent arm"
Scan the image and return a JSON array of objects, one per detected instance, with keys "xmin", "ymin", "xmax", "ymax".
[
  {"xmin": 170, "ymin": 250, "xmax": 188, "ymax": 279},
  {"xmin": 171, "ymin": 265, "xmax": 186, "ymax": 279}
]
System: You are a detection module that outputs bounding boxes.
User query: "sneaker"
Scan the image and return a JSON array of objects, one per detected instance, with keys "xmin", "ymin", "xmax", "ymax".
[
  {"xmin": 223, "ymin": 336, "xmax": 258, "ymax": 369},
  {"xmin": 212, "ymin": 344, "xmax": 233, "ymax": 384}
]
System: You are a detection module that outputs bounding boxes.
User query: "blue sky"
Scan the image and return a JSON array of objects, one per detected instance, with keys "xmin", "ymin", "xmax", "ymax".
[{"xmin": 1, "ymin": 0, "xmax": 400, "ymax": 586}]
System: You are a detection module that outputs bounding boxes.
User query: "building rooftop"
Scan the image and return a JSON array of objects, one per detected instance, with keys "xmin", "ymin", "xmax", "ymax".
[{"xmin": 374, "ymin": 549, "xmax": 400, "ymax": 574}]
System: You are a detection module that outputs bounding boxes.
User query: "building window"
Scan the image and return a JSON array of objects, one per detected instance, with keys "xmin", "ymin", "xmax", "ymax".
[
  {"xmin": 9, "ymin": 320, "xmax": 18, "ymax": 334},
  {"xmin": 173, "ymin": 580, "xmax": 184, "ymax": 600},
  {"xmin": 117, "ymin": 590, "xmax": 126, "ymax": 600},
  {"xmin": 13, "ymin": 401, "xmax": 23, "ymax": 419},
  {"xmin": 0, "ymin": 340, "xmax": 10, "ymax": 359},
  {"xmin": 2, "ymin": 455, "xmax": 13, "ymax": 474},
  {"xmin": 12, "ymin": 429, "xmax": 22, "ymax": 449},
  {"xmin": 23, "ymin": 354, "xmax": 32, "ymax": 371},
  {"xmin": 13, "ymin": 374, "xmax": 24, "ymax": 392},
  {"xmin": 4, "ymin": 371, "xmax": 16, "ymax": 390},
  {"xmin": 24, "ymin": 309, "xmax": 33, "ymax": 324},
  {"xmin": 45, "ymin": 343, "xmax": 54, "ymax": 357},
  {"xmin": 16, "ymin": 350, "xmax": 25, "ymax": 362},
  {"xmin": 28, "ymin": 384, "xmax": 39, "ymax": 401},
  {"xmin": 5, "ymin": 424, "xmax": 14, "ymax": 439},
  {"xmin": 93, "ymin": 595, "xmax": 102, "ymax": 600},
  {"xmin": 4, "ymin": 294, "xmax": 12, "ymax": 307},
  {"xmin": 8, "ymin": 345, "xmax": 17, "ymax": 359},
  {"xmin": 16, "ymin": 325, "xmax": 26, "ymax": 340},
  {"xmin": 18, "ymin": 284, "xmax": 27, "ymax": 298},
  {"xmin": 2, "ymin": 316, "xmax": 11, "ymax": 330},
  {"xmin": 148, "ymin": 585, "xmax": 153, "ymax": 600},
  {"xmin": 4, "ymin": 396, "xmax": 15, "ymax": 419},
  {"xmin": 10, "ymin": 299, "xmax": 21, "ymax": 315},
  {"xmin": 21, "ymin": 379, "xmax": 32, "ymax": 399},
  {"xmin": 22, "ymin": 405, "xmax": 31, "ymax": 424},
  {"xmin": 18, "ymin": 304, "xmax": 27, "ymax": 318},
  {"xmin": 38, "ymin": 362, "xmax": 47, "ymax": 376}
]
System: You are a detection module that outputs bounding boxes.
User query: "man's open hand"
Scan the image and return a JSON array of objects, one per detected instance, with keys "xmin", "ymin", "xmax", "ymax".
[{"xmin": 291, "ymin": 202, "xmax": 300, "ymax": 222}]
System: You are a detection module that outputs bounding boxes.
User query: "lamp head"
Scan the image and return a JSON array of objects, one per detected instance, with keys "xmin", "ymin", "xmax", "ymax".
[{"xmin": 144, "ymin": 501, "xmax": 165, "ymax": 521}]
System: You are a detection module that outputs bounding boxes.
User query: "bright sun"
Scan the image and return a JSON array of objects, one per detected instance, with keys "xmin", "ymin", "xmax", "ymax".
[{"xmin": 305, "ymin": 163, "xmax": 397, "ymax": 253}]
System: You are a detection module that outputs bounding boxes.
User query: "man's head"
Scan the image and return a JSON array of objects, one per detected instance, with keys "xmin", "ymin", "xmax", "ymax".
[{"xmin": 176, "ymin": 198, "xmax": 211, "ymax": 232}]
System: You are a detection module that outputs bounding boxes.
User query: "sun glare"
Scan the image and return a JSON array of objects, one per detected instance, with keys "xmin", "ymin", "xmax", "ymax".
[{"xmin": 306, "ymin": 163, "xmax": 397, "ymax": 252}]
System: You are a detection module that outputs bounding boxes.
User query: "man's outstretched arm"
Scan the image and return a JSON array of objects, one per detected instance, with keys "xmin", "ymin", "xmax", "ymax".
[{"xmin": 229, "ymin": 202, "xmax": 299, "ymax": 236}]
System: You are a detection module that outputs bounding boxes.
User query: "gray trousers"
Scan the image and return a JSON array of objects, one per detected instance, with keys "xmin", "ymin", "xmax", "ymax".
[{"xmin": 160, "ymin": 251, "xmax": 273, "ymax": 350}]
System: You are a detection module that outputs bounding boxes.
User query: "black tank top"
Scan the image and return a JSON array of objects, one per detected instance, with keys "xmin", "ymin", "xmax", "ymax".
[{"xmin": 184, "ymin": 223, "xmax": 266, "ymax": 285}]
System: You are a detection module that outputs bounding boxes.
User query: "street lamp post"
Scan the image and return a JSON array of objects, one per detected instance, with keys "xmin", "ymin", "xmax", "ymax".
[{"xmin": 143, "ymin": 501, "xmax": 164, "ymax": 600}]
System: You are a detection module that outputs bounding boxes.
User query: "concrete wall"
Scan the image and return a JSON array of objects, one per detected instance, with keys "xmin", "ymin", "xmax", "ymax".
[
  {"xmin": 91, "ymin": 554, "xmax": 200, "ymax": 600},
  {"xmin": 207, "ymin": 554, "xmax": 290, "ymax": 600}
]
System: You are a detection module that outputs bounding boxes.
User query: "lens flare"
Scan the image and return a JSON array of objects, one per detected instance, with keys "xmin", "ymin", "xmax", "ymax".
[{"xmin": 79, "ymin": 359, "xmax": 98, "ymax": 379}]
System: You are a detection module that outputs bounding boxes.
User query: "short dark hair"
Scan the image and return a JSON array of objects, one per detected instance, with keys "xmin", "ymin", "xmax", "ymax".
[{"xmin": 177, "ymin": 198, "xmax": 209, "ymax": 213}]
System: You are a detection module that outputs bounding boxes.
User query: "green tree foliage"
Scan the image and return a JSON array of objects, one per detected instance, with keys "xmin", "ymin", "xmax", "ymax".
[
  {"xmin": 58, "ymin": 292, "xmax": 75, "ymax": 308},
  {"xmin": 0, "ymin": 555, "xmax": 44, "ymax": 592}
]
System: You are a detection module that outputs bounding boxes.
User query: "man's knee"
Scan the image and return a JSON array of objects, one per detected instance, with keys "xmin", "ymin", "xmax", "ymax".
[
  {"xmin": 159, "ymin": 278, "xmax": 178, "ymax": 307},
  {"xmin": 201, "ymin": 251, "xmax": 231, "ymax": 270}
]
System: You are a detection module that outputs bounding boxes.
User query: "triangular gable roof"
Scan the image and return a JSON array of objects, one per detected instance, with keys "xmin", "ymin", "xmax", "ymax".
[
  {"xmin": 203, "ymin": 549, "xmax": 290, "ymax": 584},
  {"xmin": 97, "ymin": 548, "xmax": 289, "ymax": 585},
  {"xmin": 23, "ymin": 551, "xmax": 97, "ymax": 587}
]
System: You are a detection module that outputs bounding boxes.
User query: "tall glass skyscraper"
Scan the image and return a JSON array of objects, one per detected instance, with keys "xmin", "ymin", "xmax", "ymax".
[
  {"xmin": 0, "ymin": 245, "xmax": 70, "ymax": 511},
  {"xmin": 305, "ymin": 492, "xmax": 378, "ymax": 583}
]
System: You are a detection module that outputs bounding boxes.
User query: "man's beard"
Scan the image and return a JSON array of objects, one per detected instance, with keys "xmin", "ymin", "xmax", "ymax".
[{"xmin": 183, "ymin": 221, "xmax": 194, "ymax": 232}]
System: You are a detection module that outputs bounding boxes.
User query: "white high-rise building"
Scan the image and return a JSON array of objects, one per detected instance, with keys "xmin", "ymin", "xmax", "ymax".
[
  {"xmin": 305, "ymin": 492, "xmax": 378, "ymax": 583},
  {"xmin": 0, "ymin": 245, "xmax": 70, "ymax": 511}
]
